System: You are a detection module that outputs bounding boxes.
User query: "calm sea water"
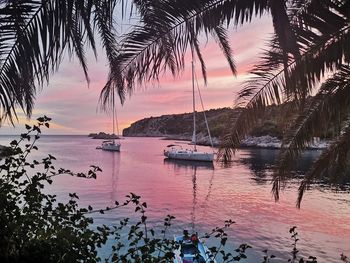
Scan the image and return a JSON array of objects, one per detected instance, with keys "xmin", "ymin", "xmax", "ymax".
[{"xmin": 1, "ymin": 135, "xmax": 349, "ymax": 262}]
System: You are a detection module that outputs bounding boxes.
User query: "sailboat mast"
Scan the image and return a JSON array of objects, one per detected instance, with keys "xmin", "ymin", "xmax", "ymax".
[
  {"xmin": 112, "ymin": 90, "xmax": 115, "ymax": 144},
  {"xmin": 192, "ymin": 61, "xmax": 197, "ymax": 151}
]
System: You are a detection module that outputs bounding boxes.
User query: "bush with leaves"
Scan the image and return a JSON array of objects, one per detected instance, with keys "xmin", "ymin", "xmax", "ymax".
[{"xmin": 0, "ymin": 116, "xmax": 108, "ymax": 262}]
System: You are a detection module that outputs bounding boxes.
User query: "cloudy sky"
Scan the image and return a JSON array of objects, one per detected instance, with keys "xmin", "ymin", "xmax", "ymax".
[{"xmin": 0, "ymin": 12, "xmax": 273, "ymax": 135}]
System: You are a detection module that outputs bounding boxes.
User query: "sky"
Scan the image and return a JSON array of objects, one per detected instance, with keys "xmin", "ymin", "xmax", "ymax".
[{"xmin": 0, "ymin": 12, "xmax": 274, "ymax": 135}]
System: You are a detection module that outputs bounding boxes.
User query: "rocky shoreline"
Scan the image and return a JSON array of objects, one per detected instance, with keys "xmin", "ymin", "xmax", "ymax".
[
  {"xmin": 159, "ymin": 134, "xmax": 330, "ymax": 150},
  {"xmin": 122, "ymin": 108, "xmax": 332, "ymax": 150},
  {"xmin": 88, "ymin": 132, "xmax": 119, "ymax": 139},
  {"xmin": 240, "ymin": 135, "xmax": 330, "ymax": 150}
]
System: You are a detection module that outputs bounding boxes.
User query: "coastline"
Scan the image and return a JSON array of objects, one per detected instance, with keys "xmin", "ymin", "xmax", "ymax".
[{"xmin": 126, "ymin": 134, "xmax": 330, "ymax": 150}]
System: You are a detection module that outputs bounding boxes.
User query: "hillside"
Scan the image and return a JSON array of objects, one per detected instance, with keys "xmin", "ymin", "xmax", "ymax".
[{"xmin": 122, "ymin": 107, "xmax": 283, "ymax": 145}]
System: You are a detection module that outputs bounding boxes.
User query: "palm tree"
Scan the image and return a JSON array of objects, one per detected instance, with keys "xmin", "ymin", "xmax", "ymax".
[
  {"xmin": 0, "ymin": 0, "xmax": 238, "ymax": 119},
  {"xmin": 2, "ymin": 0, "xmax": 349, "ymax": 206},
  {"xmin": 218, "ymin": 0, "xmax": 350, "ymax": 207},
  {"xmin": 0, "ymin": 0, "xmax": 297, "ymax": 120},
  {"xmin": 0, "ymin": 0, "xmax": 120, "ymax": 124},
  {"xmin": 99, "ymin": 0, "xmax": 239, "ymax": 110},
  {"xmin": 100, "ymin": 0, "xmax": 299, "ymax": 108},
  {"xmin": 111, "ymin": 0, "xmax": 350, "ymax": 206}
]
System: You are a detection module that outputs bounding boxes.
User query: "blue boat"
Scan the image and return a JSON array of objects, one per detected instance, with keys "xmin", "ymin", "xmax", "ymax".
[{"xmin": 173, "ymin": 231, "xmax": 217, "ymax": 263}]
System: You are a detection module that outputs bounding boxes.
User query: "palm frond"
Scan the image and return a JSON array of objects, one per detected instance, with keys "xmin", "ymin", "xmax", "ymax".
[
  {"xmin": 297, "ymin": 122, "xmax": 350, "ymax": 208},
  {"xmin": 0, "ymin": 0, "xmax": 118, "ymax": 123},
  {"xmin": 216, "ymin": 107, "xmax": 246, "ymax": 162},
  {"xmin": 272, "ymin": 65, "xmax": 350, "ymax": 201},
  {"xmin": 70, "ymin": 14, "xmax": 90, "ymax": 85},
  {"xmin": 100, "ymin": 0, "xmax": 273, "ymax": 108},
  {"xmin": 211, "ymin": 25, "xmax": 236, "ymax": 75},
  {"xmin": 94, "ymin": 0, "xmax": 122, "ymax": 112},
  {"xmin": 219, "ymin": 0, "xmax": 350, "ymax": 163}
]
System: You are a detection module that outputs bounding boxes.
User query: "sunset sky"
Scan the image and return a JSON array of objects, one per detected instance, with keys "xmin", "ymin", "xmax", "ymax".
[{"xmin": 0, "ymin": 13, "xmax": 273, "ymax": 135}]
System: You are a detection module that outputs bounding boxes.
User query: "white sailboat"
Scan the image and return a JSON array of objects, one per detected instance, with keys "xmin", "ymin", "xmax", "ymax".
[
  {"xmin": 101, "ymin": 92, "xmax": 121, "ymax": 152},
  {"xmin": 164, "ymin": 61, "xmax": 214, "ymax": 162}
]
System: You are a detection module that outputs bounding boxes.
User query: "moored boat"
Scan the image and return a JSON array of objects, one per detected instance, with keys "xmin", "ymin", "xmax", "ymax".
[
  {"xmin": 164, "ymin": 145, "xmax": 214, "ymax": 162},
  {"xmin": 101, "ymin": 140, "xmax": 120, "ymax": 152},
  {"xmin": 173, "ymin": 230, "xmax": 216, "ymax": 263},
  {"xmin": 99, "ymin": 90, "xmax": 121, "ymax": 152},
  {"xmin": 163, "ymin": 60, "xmax": 214, "ymax": 162}
]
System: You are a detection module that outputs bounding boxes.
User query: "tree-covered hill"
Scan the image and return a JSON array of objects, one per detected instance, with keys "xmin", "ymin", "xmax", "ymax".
[
  {"xmin": 123, "ymin": 103, "xmax": 337, "ymax": 147},
  {"xmin": 122, "ymin": 106, "xmax": 283, "ymax": 142}
]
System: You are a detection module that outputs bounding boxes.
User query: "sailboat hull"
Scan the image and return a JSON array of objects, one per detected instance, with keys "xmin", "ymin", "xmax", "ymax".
[
  {"xmin": 164, "ymin": 149, "xmax": 214, "ymax": 162},
  {"xmin": 102, "ymin": 142, "xmax": 121, "ymax": 152}
]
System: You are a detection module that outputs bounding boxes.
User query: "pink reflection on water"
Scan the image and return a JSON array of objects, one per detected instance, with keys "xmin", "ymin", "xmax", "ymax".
[{"xmin": 2, "ymin": 135, "xmax": 347, "ymax": 262}]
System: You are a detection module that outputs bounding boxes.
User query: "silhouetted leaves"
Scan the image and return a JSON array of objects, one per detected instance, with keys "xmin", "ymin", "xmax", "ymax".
[{"xmin": 218, "ymin": 0, "xmax": 350, "ymax": 206}]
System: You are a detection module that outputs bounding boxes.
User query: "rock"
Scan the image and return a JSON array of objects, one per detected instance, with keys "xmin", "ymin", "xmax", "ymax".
[
  {"xmin": 241, "ymin": 135, "xmax": 281, "ymax": 149},
  {"xmin": 89, "ymin": 132, "xmax": 119, "ymax": 139},
  {"xmin": 123, "ymin": 108, "xmax": 234, "ymax": 139},
  {"xmin": 241, "ymin": 136, "xmax": 330, "ymax": 150}
]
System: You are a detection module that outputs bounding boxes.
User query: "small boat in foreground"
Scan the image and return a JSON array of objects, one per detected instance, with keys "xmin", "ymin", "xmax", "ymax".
[{"xmin": 173, "ymin": 231, "xmax": 216, "ymax": 263}]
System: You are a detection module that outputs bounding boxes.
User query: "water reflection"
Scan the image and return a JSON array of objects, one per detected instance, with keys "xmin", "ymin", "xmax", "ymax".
[
  {"xmin": 238, "ymin": 148, "xmax": 350, "ymax": 192},
  {"xmin": 163, "ymin": 158, "xmax": 215, "ymax": 231},
  {"xmin": 237, "ymin": 149, "xmax": 278, "ymax": 184},
  {"xmin": 191, "ymin": 166, "xmax": 197, "ymax": 231},
  {"xmin": 238, "ymin": 148, "xmax": 323, "ymax": 176},
  {"xmin": 163, "ymin": 158, "xmax": 214, "ymax": 170},
  {"xmin": 4, "ymin": 135, "xmax": 347, "ymax": 262},
  {"xmin": 109, "ymin": 152, "xmax": 120, "ymax": 204}
]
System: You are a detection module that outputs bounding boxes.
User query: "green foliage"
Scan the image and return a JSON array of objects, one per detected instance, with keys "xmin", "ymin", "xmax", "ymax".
[
  {"xmin": 288, "ymin": 226, "xmax": 317, "ymax": 263},
  {"xmin": 0, "ymin": 116, "xmax": 108, "ymax": 262},
  {"xmin": 123, "ymin": 107, "xmax": 287, "ymax": 141}
]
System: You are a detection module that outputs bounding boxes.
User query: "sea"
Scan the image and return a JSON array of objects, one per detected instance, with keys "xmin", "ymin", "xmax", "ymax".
[{"xmin": 1, "ymin": 135, "xmax": 349, "ymax": 263}]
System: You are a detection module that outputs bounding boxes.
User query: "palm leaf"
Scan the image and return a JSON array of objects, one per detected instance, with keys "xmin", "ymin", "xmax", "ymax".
[
  {"xmin": 99, "ymin": 0, "xmax": 275, "ymax": 108},
  {"xmin": 219, "ymin": 0, "xmax": 350, "ymax": 163},
  {"xmin": 272, "ymin": 66, "xmax": 350, "ymax": 201},
  {"xmin": 297, "ymin": 122, "xmax": 350, "ymax": 208},
  {"xmin": 0, "ymin": 0, "xmax": 118, "ymax": 123}
]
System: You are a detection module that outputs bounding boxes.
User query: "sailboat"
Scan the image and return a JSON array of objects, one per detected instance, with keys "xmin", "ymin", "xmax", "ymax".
[
  {"xmin": 101, "ymin": 91, "xmax": 121, "ymax": 152},
  {"xmin": 164, "ymin": 61, "xmax": 214, "ymax": 162}
]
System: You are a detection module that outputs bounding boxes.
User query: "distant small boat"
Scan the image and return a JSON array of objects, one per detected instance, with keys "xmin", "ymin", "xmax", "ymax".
[
  {"xmin": 173, "ymin": 231, "xmax": 216, "ymax": 263},
  {"xmin": 99, "ymin": 91, "xmax": 121, "ymax": 152}
]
